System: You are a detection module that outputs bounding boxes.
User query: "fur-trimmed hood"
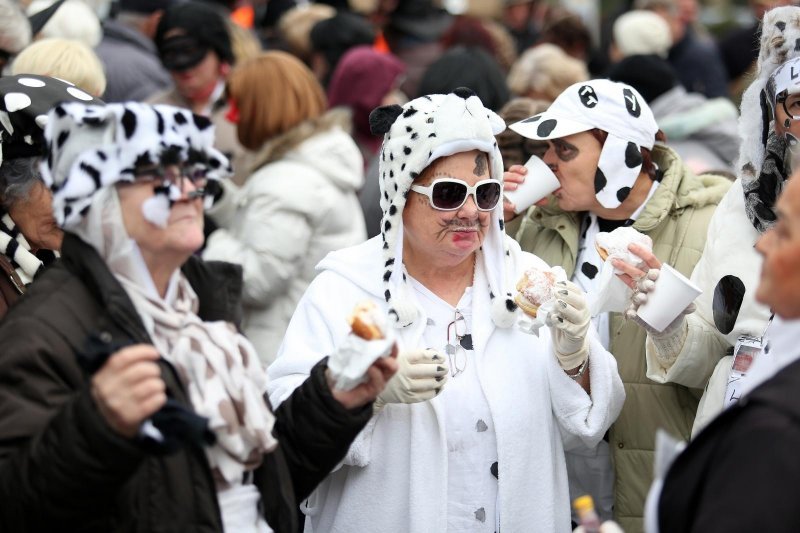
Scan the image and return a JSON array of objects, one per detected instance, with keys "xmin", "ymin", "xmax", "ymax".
[{"xmin": 249, "ymin": 108, "xmax": 354, "ymax": 171}]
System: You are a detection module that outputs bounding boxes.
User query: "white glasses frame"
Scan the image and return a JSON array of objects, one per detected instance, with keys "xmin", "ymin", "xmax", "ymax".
[{"xmin": 410, "ymin": 178, "xmax": 503, "ymax": 212}]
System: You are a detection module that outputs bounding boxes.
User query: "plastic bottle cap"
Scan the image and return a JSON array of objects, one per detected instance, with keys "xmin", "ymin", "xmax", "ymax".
[{"xmin": 573, "ymin": 495, "xmax": 595, "ymax": 513}]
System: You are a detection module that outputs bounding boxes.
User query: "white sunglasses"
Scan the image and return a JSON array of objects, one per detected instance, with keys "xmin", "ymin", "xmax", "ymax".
[{"xmin": 410, "ymin": 178, "xmax": 503, "ymax": 211}]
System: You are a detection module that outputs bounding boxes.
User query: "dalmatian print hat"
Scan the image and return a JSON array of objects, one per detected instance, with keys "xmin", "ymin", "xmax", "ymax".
[
  {"xmin": 40, "ymin": 101, "xmax": 232, "ymax": 229},
  {"xmin": 369, "ymin": 87, "xmax": 518, "ymax": 329},
  {"xmin": 509, "ymin": 79, "xmax": 658, "ymax": 209},
  {"xmin": 0, "ymin": 74, "xmax": 102, "ymax": 164}
]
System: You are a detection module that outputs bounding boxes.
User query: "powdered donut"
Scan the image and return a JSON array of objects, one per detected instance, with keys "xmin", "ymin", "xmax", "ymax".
[
  {"xmin": 514, "ymin": 268, "xmax": 557, "ymax": 317},
  {"xmin": 348, "ymin": 301, "xmax": 385, "ymax": 340},
  {"xmin": 595, "ymin": 226, "xmax": 653, "ymax": 261}
]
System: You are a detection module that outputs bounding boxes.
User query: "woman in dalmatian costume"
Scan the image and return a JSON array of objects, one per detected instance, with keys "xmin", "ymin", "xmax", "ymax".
[
  {"xmin": 618, "ymin": 7, "xmax": 800, "ymax": 444},
  {"xmin": 0, "ymin": 74, "xmax": 102, "ymax": 318},
  {"xmin": 267, "ymin": 88, "xmax": 624, "ymax": 532},
  {"xmin": 0, "ymin": 101, "xmax": 395, "ymax": 532},
  {"xmin": 509, "ymin": 79, "xmax": 730, "ymax": 532}
]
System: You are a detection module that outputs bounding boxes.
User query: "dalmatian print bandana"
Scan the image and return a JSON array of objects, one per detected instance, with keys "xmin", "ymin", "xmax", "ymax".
[
  {"xmin": 40, "ymin": 102, "xmax": 231, "ymax": 229},
  {"xmin": 0, "ymin": 74, "xmax": 102, "ymax": 163},
  {"xmin": 509, "ymin": 79, "xmax": 658, "ymax": 209}
]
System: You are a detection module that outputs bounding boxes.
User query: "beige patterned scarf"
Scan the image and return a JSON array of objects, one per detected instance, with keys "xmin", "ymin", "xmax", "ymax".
[{"xmin": 72, "ymin": 186, "xmax": 277, "ymax": 488}]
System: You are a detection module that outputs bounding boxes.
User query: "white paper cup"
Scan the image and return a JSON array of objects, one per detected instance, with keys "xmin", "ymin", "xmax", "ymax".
[
  {"xmin": 504, "ymin": 155, "xmax": 561, "ymax": 214},
  {"xmin": 636, "ymin": 264, "xmax": 702, "ymax": 333}
]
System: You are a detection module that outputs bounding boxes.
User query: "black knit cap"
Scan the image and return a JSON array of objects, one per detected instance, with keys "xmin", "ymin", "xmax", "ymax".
[
  {"xmin": 605, "ymin": 54, "xmax": 678, "ymax": 104},
  {"xmin": 155, "ymin": 1, "xmax": 234, "ymax": 71}
]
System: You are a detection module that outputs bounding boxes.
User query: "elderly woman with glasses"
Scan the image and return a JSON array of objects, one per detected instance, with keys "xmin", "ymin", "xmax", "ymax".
[
  {"xmin": 266, "ymin": 88, "xmax": 624, "ymax": 532},
  {"xmin": 0, "ymin": 102, "xmax": 396, "ymax": 532}
]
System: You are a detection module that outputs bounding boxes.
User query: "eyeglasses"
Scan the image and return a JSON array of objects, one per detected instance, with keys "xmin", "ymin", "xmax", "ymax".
[
  {"xmin": 133, "ymin": 164, "xmax": 209, "ymax": 199},
  {"xmin": 780, "ymin": 93, "xmax": 800, "ymax": 121},
  {"xmin": 446, "ymin": 310, "xmax": 468, "ymax": 377},
  {"xmin": 410, "ymin": 178, "xmax": 502, "ymax": 211}
]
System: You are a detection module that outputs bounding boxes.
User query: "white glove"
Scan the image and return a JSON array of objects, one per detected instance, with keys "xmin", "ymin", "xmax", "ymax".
[
  {"xmin": 546, "ymin": 280, "xmax": 591, "ymax": 370},
  {"xmin": 573, "ymin": 520, "xmax": 624, "ymax": 533},
  {"xmin": 374, "ymin": 349, "xmax": 448, "ymax": 411},
  {"xmin": 625, "ymin": 268, "xmax": 695, "ymax": 365}
]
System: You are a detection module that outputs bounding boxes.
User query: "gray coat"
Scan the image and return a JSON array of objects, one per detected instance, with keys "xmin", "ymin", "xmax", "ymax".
[{"xmin": 95, "ymin": 19, "xmax": 172, "ymax": 103}]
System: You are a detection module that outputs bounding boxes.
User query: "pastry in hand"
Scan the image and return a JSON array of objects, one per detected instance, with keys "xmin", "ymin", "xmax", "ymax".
[
  {"xmin": 595, "ymin": 226, "xmax": 653, "ymax": 261},
  {"xmin": 514, "ymin": 268, "xmax": 557, "ymax": 318},
  {"xmin": 348, "ymin": 301, "xmax": 385, "ymax": 340}
]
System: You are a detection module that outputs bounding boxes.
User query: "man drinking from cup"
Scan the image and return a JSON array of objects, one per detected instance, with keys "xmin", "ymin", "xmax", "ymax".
[
  {"xmin": 508, "ymin": 79, "xmax": 731, "ymax": 532},
  {"xmin": 265, "ymin": 88, "xmax": 625, "ymax": 532}
]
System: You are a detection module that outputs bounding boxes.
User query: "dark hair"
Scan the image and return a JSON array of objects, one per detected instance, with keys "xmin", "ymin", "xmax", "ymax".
[
  {"xmin": 440, "ymin": 16, "xmax": 496, "ymax": 57},
  {"xmin": 0, "ymin": 157, "xmax": 42, "ymax": 211},
  {"xmin": 589, "ymin": 128, "xmax": 666, "ymax": 181},
  {"xmin": 537, "ymin": 13, "xmax": 591, "ymax": 58}
]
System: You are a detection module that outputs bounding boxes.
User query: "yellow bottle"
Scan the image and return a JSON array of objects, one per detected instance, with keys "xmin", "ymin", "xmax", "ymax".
[{"xmin": 573, "ymin": 495, "xmax": 601, "ymax": 533}]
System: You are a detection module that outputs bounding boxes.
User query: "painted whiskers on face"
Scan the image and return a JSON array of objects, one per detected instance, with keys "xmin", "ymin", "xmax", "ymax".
[{"xmin": 434, "ymin": 217, "xmax": 488, "ymax": 242}]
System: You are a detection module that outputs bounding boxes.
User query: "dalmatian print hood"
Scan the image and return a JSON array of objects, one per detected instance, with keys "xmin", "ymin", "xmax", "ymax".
[
  {"xmin": 737, "ymin": 6, "xmax": 800, "ymax": 233},
  {"xmin": 40, "ymin": 101, "xmax": 232, "ymax": 229},
  {"xmin": 509, "ymin": 79, "xmax": 658, "ymax": 210},
  {"xmin": 369, "ymin": 87, "xmax": 518, "ymax": 330}
]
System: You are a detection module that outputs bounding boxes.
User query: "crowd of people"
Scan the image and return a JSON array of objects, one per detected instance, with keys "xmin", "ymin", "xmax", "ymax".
[{"xmin": 0, "ymin": 0, "xmax": 799, "ymax": 532}]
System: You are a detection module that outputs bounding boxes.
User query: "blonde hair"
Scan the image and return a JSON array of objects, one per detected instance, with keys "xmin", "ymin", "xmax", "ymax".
[
  {"xmin": 226, "ymin": 19, "xmax": 263, "ymax": 64},
  {"xmin": 506, "ymin": 43, "xmax": 589, "ymax": 101},
  {"xmin": 277, "ymin": 4, "xmax": 336, "ymax": 63},
  {"xmin": 228, "ymin": 51, "xmax": 327, "ymax": 150},
  {"xmin": 12, "ymin": 38, "xmax": 107, "ymax": 96}
]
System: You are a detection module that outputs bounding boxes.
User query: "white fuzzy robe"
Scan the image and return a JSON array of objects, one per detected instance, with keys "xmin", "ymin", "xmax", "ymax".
[{"xmin": 267, "ymin": 236, "xmax": 624, "ymax": 532}]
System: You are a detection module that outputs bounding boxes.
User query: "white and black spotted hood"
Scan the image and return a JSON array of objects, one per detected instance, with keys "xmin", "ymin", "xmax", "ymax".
[
  {"xmin": 368, "ymin": 87, "xmax": 518, "ymax": 330},
  {"xmin": 509, "ymin": 79, "xmax": 658, "ymax": 209},
  {"xmin": 737, "ymin": 6, "xmax": 800, "ymax": 233},
  {"xmin": 40, "ymin": 101, "xmax": 232, "ymax": 229}
]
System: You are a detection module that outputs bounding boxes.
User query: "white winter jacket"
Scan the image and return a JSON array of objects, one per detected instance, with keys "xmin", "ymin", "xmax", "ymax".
[
  {"xmin": 204, "ymin": 119, "xmax": 367, "ymax": 365},
  {"xmin": 645, "ymin": 179, "xmax": 772, "ymax": 436},
  {"xmin": 267, "ymin": 236, "xmax": 625, "ymax": 532}
]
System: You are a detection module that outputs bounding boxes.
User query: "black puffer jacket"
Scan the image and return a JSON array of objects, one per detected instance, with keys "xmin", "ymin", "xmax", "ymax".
[{"xmin": 0, "ymin": 233, "xmax": 372, "ymax": 532}]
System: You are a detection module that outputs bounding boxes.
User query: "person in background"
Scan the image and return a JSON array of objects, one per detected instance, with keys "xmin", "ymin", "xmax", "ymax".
[
  {"xmin": 95, "ymin": 0, "xmax": 176, "ymax": 103},
  {"xmin": 11, "ymin": 38, "xmax": 107, "ymax": 97},
  {"xmin": 0, "ymin": 100, "xmax": 395, "ymax": 532},
  {"xmin": 26, "ymin": 0, "xmax": 102, "ymax": 48},
  {"xmin": 621, "ymin": 7, "xmax": 799, "ymax": 438},
  {"xmin": 308, "ymin": 10, "xmax": 375, "ymax": 87},
  {"xmin": 0, "ymin": 0, "xmax": 31, "ymax": 74},
  {"xmin": 0, "ymin": 74, "xmax": 103, "ymax": 318},
  {"xmin": 326, "ymin": 45, "xmax": 406, "ymax": 239},
  {"xmin": 608, "ymin": 9, "xmax": 672, "ymax": 63},
  {"xmin": 275, "ymin": 3, "xmax": 335, "ymax": 66},
  {"xmin": 607, "ymin": 54, "xmax": 739, "ymax": 174},
  {"xmin": 150, "ymin": 1, "xmax": 251, "ymax": 184},
  {"xmin": 267, "ymin": 88, "xmax": 624, "ymax": 532},
  {"xmin": 509, "ymin": 79, "xmax": 730, "ymax": 531},
  {"xmin": 203, "ymin": 51, "xmax": 367, "ymax": 365},
  {"xmin": 506, "ymin": 43, "xmax": 589, "ymax": 101},
  {"xmin": 418, "ymin": 46, "xmax": 510, "ymax": 112},
  {"xmin": 635, "ymin": 0, "xmax": 729, "ymax": 98},
  {"xmin": 496, "ymin": 97, "xmax": 550, "ymax": 170}
]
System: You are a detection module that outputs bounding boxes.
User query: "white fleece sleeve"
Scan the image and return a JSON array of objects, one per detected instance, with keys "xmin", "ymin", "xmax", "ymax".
[{"xmin": 549, "ymin": 331, "xmax": 625, "ymax": 451}]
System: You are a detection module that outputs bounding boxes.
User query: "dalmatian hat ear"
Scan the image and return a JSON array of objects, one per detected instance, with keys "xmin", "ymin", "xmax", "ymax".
[
  {"xmin": 375, "ymin": 88, "xmax": 518, "ymax": 330},
  {"xmin": 369, "ymin": 104, "xmax": 404, "ymax": 136},
  {"xmin": 510, "ymin": 79, "xmax": 658, "ymax": 209}
]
